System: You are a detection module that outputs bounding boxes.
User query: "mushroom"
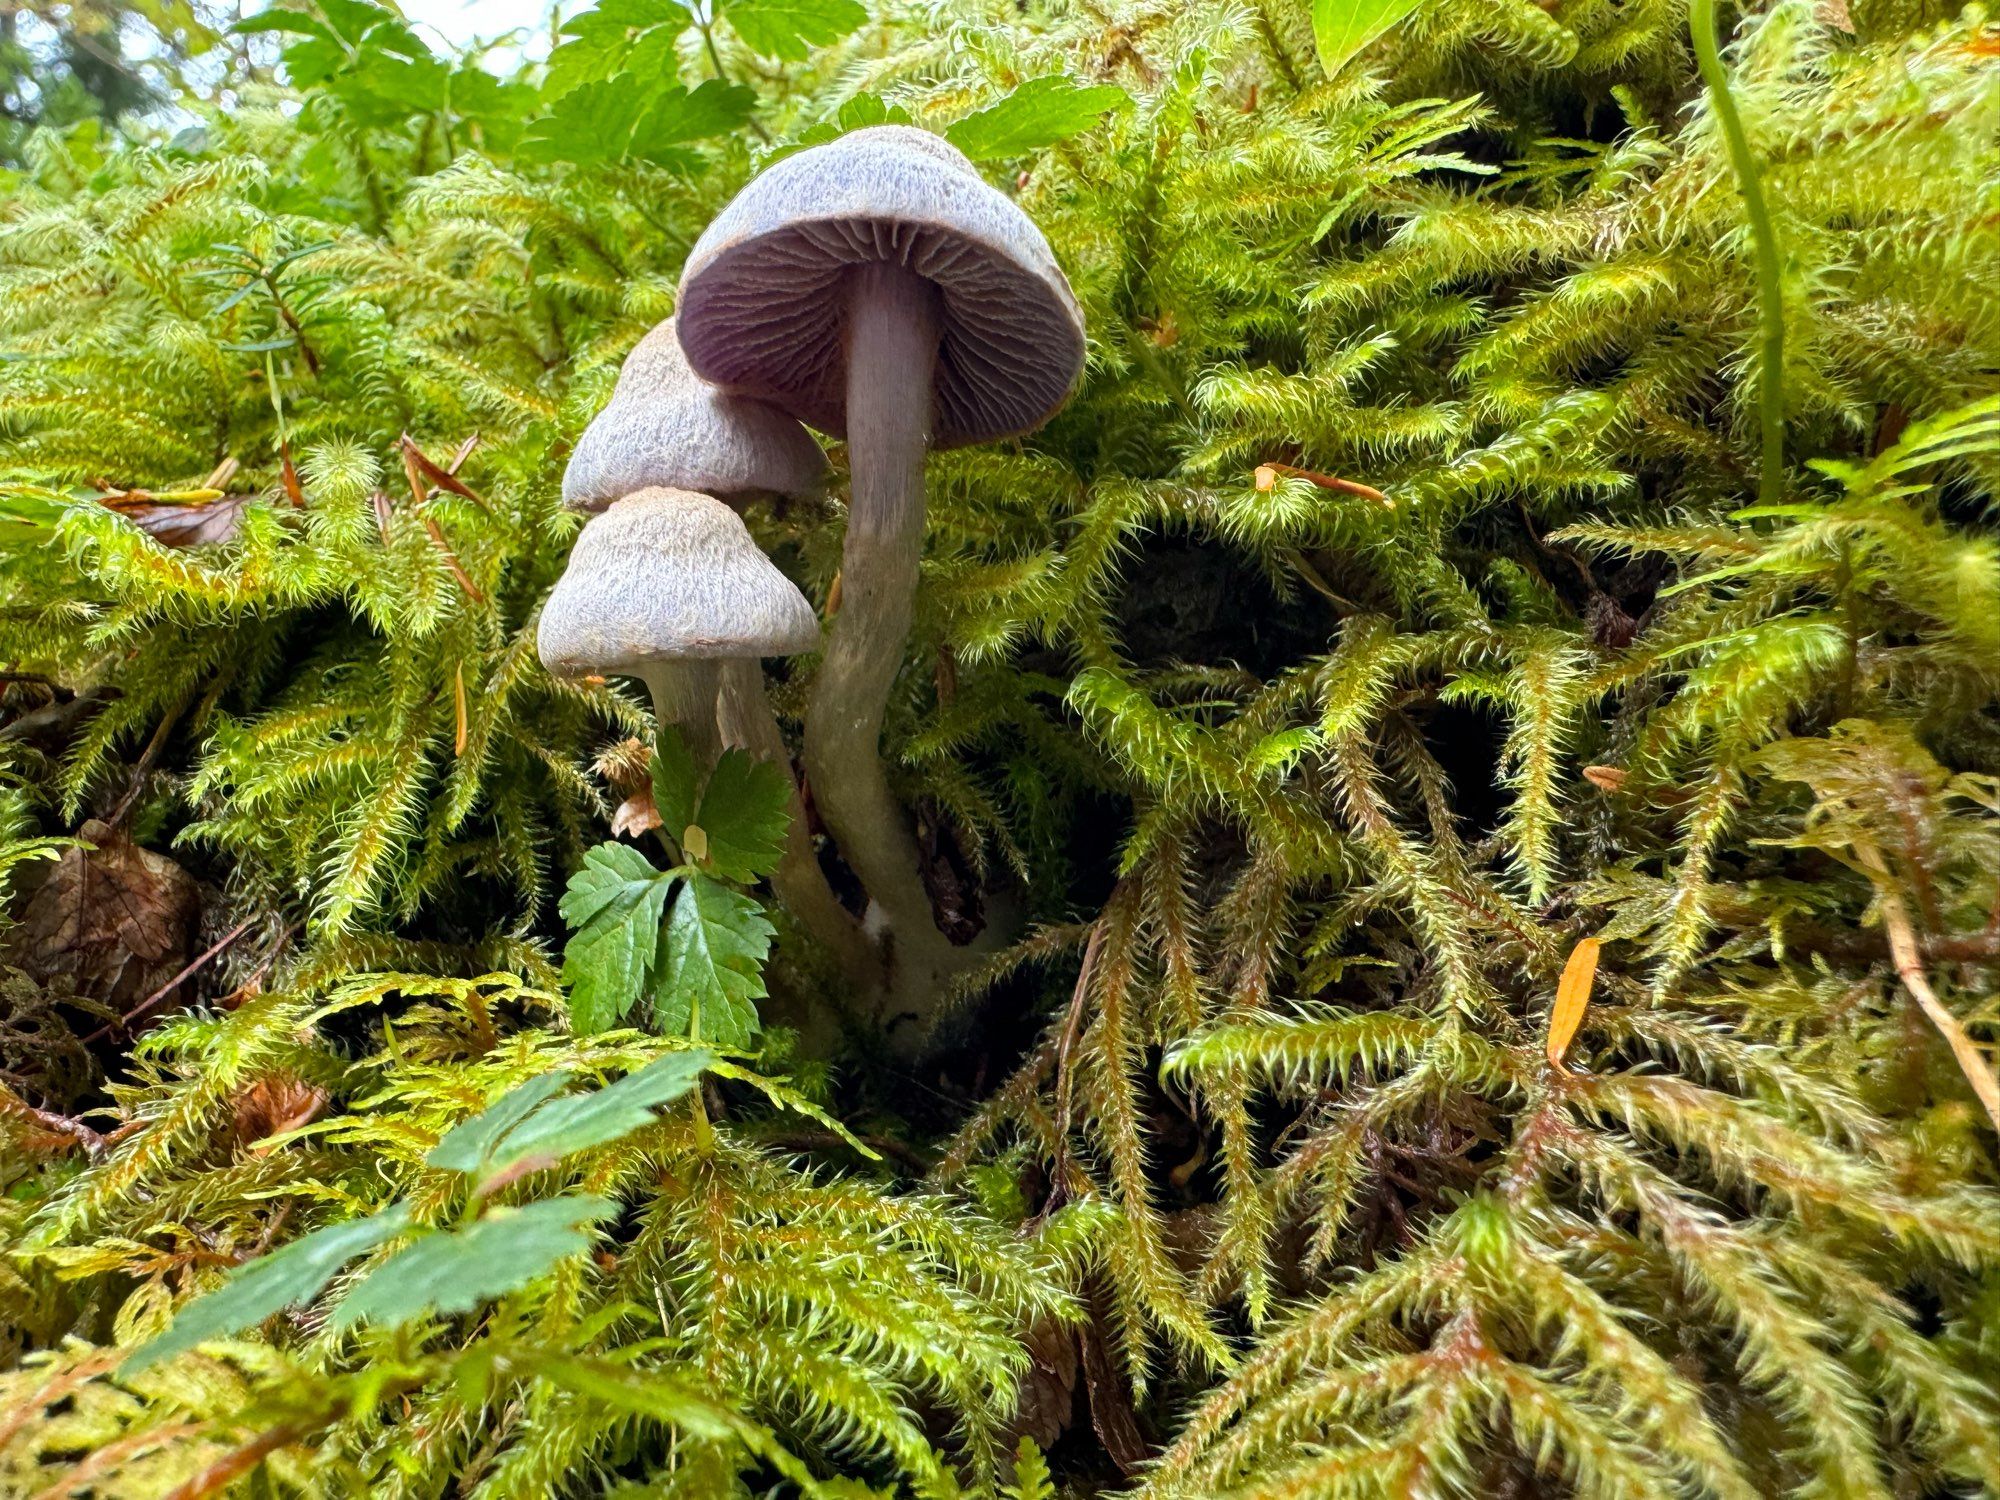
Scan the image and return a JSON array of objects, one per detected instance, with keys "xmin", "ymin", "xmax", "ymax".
[
  {"xmin": 560, "ymin": 321, "xmax": 876, "ymax": 999},
  {"xmin": 538, "ymin": 487, "xmax": 818, "ymax": 771},
  {"xmin": 675, "ymin": 124, "xmax": 1084, "ymax": 965},
  {"xmin": 564, "ymin": 317, "xmax": 826, "ymax": 513}
]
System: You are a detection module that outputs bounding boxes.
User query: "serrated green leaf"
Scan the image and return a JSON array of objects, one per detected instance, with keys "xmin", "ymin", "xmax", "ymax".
[
  {"xmin": 518, "ymin": 79, "xmax": 755, "ymax": 168},
  {"xmin": 230, "ymin": 10, "xmax": 339, "ymax": 42},
  {"xmin": 693, "ymin": 749, "xmax": 790, "ymax": 881},
  {"xmin": 720, "ymin": 0, "xmax": 865, "ymax": 60},
  {"xmin": 543, "ymin": 0, "xmax": 683, "ymax": 99},
  {"xmin": 470, "ymin": 1050, "xmax": 713, "ymax": 1187},
  {"xmin": 426, "ymin": 1070, "xmax": 574, "ymax": 1175},
  {"xmin": 125, "ymin": 1205, "xmax": 413, "ymax": 1371},
  {"xmin": 560, "ymin": 843, "xmax": 676, "ymax": 1033},
  {"xmin": 330, "ymin": 1196, "xmax": 617, "ymax": 1331},
  {"xmin": 775, "ymin": 93, "xmax": 916, "ymax": 159},
  {"xmin": 1311, "ymin": 0, "xmax": 1424, "ymax": 76},
  {"xmin": 944, "ymin": 77, "xmax": 1129, "ymax": 161},
  {"xmin": 655, "ymin": 872, "xmax": 772, "ymax": 1047},
  {"xmin": 651, "ymin": 725, "xmax": 701, "ymax": 844}
]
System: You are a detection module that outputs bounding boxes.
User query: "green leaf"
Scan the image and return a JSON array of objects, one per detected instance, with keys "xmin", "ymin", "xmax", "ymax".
[
  {"xmin": 229, "ymin": 10, "xmax": 340, "ymax": 43},
  {"xmin": 1310, "ymin": 0, "xmax": 1424, "ymax": 76},
  {"xmin": 470, "ymin": 1050, "xmax": 713, "ymax": 1187},
  {"xmin": 719, "ymin": 0, "xmax": 866, "ymax": 60},
  {"xmin": 776, "ymin": 93, "xmax": 916, "ymax": 158},
  {"xmin": 518, "ymin": 79, "xmax": 755, "ymax": 168},
  {"xmin": 330, "ymin": 1196, "xmax": 618, "ymax": 1331},
  {"xmin": 125, "ymin": 1205, "xmax": 413, "ymax": 1371},
  {"xmin": 655, "ymin": 872, "xmax": 773, "ymax": 1047},
  {"xmin": 560, "ymin": 843, "xmax": 676, "ymax": 1032},
  {"xmin": 693, "ymin": 749, "xmax": 790, "ymax": 882},
  {"xmin": 943, "ymin": 77, "xmax": 1129, "ymax": 161},
  {"xmin": 543, "ymin": 0, "xmax": 683, "ymax": 99},
  {"xmin": 426, "ymin": 1070, "xmax": 574, "ymax": 1175},
  {"xmin": 651, "ymin": 725, "xmax": 701, "ymax": 845}
]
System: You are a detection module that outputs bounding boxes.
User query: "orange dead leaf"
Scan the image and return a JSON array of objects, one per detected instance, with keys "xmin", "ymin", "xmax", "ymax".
[
  {"xmin": 825, "ymin": 571, "xmax": 844, "ymax": 618},
  {"xmin": 278, "ymin": 442, "xmax": 305, "ymax": 508},
  {"xmin": 1547, "ymin": 937, "xmax": 1601, "ymax": 1069},
  {"xmin": 453, "ymin": 662, "xmax": 468, "ymax": 757},
  {"xmin": 1582, "ymin": 765, "xmax": 1629, "ymax": 793}
]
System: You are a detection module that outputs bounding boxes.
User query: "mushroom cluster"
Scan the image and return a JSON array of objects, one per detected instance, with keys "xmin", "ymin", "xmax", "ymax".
[
  {"xmin": 540, "ymin": 318, "xmax": 824, "ymax": 767},
  {"xmin": 540, "ymin": 125, "xmax": 1082, "ymax": 1042}
]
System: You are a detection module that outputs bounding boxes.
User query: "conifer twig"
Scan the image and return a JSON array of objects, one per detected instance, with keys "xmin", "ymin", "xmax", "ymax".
[{"xmin": 1856, "ymin": 842, "xmax": 2000, "ymax": 1135}]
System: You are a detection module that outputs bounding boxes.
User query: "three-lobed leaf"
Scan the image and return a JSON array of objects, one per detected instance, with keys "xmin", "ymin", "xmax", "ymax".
[
  {"xmin": 1311, "ymin": 0, "xmax": 1424, "ymax": 77},
  {"xmin": 125, "ymin": 1204, "xmax": 413, "ymax": 1371},
  {"xmin": 944, "ymin": 76, "xmax": 1129, "ymax": 161}
]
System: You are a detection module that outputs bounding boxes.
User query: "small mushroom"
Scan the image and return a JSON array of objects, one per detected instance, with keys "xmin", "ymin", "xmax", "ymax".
[
  {"xmin": 564, "ymin": 317, "xmax": 826, "ymax": 513},
  {"xmin": 675, "ymin": 125, "xmax": 1083, "ymax": 958},
  {"xmin": 561, "ymin": 322, "xmax": 874, "ymax": 997},
  {"xmin": 538, "ymin": 487, "xmax": 818, "ymax": 769}
]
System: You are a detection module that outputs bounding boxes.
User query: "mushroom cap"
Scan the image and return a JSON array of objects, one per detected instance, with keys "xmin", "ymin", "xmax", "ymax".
[
  {"xmin": 676, "ymin": 125, "xmax": 1084, "ymax": 449},
  {"xmin": 538, "ymin": 487, "xmax": 821, "ymax": 676},
  {"xmin": 563, "ymin": 318, "xmax": 827, "ymax": 512}
]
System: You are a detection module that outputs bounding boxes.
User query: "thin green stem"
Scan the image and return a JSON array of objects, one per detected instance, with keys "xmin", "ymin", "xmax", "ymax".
[{"xmin": 1690, "ymin": 0, "xmax": 1785, "ymax": 507}]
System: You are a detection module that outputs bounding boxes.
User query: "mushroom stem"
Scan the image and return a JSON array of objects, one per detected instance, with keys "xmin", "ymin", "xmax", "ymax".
[
  {"xmin": 640, "ymin": 659, "xmax": 723, "ymax": 773},
  {"xmin": 802, "ymin": 263, "xmax": 949, "ymax": 974},
  {"xmin": 717, "ymin": 661, "xmax": 881, "ymax": 1013}
]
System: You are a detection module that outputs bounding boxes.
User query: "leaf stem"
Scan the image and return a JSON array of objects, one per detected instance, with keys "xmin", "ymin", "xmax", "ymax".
[{"xmin": 1690, "ymin": 0, "xmax": 1785, "ymax": 506}]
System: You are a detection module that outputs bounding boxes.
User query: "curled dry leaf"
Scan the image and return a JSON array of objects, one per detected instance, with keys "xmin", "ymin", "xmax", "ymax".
[
  {"xmin": 1582, "ymin": 764, "xmax": 1629, "ymax": 793},
  {"xmin": 102, "ymin": 492, "xmax": 255, "ymax": 548}
]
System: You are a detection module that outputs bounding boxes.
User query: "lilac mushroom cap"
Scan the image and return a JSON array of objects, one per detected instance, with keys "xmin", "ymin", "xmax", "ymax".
[
  {"xmin": 675, "ymin": 125, "xmax": 1085, "ymax": 447},
  {"xmin": 538, "ymin": 487, "xmax": 820, "ymax": 677},
  {"xmin": 563, "ymin": 318, "xmax": 827, "ymax": 513}
]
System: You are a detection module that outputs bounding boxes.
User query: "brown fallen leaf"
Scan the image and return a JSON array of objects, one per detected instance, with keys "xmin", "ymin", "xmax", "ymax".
[
  {"xmin": 102, "ymin": 492, "xmax": 254, "ymax": 548},
  {"xmin": 234, "ymin": 1073, "xmax": 328, "ymax": 1148},
  {"xmin": 1, "ymin": 819, "xmax": 200, "ymax": 1016},
  {"xmin": 913, "ymin": 798, "xmax": 985, "ymax": 946}
]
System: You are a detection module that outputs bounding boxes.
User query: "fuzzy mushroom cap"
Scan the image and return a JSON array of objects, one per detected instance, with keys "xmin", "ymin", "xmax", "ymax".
[
  {"xmin": 538, "ymin": 487, "xmax": 820, "ymax": 676},
  {"xmin": 563, "ymin": 318, "xmax": 827, "ymax": 512},
  {"xmin": 676, "ymin": 125, "xmax": 1085, "ymax": 448}
]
